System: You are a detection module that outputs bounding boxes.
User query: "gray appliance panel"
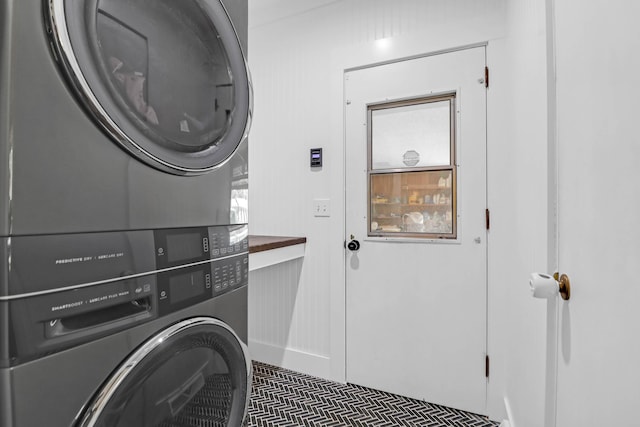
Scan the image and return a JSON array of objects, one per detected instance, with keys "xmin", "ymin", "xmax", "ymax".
[
  {"xmin": 0, "ymin": 225, "xmax": 249, "ymax": 366},
  {"xmin": 2, "ymin": 225, "xmax": 248, "ymax": 297},
  {"xmin": 0, "ymin": 0, "xmax": 247, "ymax": 427},
  {"xmin": 0, "ymin": 0, "xmax": 249, "ymax": 237},
  {"xmin": 1, "ymin": 286, "xmax": 248, "ymax": 427},
  {"xmin": 0, "ymin": 0, "xmax": 250, "ymax": 425}
]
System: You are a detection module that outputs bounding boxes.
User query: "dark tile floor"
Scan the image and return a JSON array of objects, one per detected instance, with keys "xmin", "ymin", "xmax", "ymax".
[{"xmin": 247, "ymin": 361, "xmax": 499, "ymax": 427}]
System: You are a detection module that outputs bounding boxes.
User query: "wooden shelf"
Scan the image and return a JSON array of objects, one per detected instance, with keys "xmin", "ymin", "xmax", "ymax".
[
  {"xmin": 372, "ymin": 203, "xmax": 451, "ymax": 208},
  {"xmin": 400, "ymin": 184, "xmax": 451, "ymax": 191},
  {"xmin": 248, "ymin": 235, "xmax": 306, "ymax": 272},
  {"xmin": 249, "ymin": 235, "xmax": 306, "ymax": 253}
]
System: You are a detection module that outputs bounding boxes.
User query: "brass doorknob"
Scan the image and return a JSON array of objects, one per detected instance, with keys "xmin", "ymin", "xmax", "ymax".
[{"xmin": 553, "ymin": 272, "xmax": 571, "ymax": 300}]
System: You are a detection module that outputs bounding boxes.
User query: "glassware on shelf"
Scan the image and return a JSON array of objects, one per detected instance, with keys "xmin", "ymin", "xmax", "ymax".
[{"xmin": 369, "ymin": 169, "xmax": 455, "ymax": 238}]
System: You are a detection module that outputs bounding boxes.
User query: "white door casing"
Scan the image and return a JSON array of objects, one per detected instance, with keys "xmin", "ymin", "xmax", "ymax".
[{"xmin": 345, "ymin": 46, "xmax": 488, "ymax": 415}]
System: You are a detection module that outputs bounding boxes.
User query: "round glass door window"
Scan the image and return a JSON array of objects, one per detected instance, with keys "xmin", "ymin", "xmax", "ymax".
[
  {"xmin": 46, "ymin": 0, "xmax": 252, "ymax": 175},
  {"xmin": 77, "ymin": 317, "xmax": 251, "ymax": 426}
]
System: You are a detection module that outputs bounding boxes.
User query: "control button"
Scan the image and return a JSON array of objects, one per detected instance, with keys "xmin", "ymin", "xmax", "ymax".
[
  {"xmin": 221, "ymin": 247, "xmax": 227, "ymax": 255},
  {"xmin": 143, "ymin": 284, "xmax": 151, "ymax": 292},
  {"xmin": 135, "ymin": 287, "xmax": 142, "ymax": 294},
  {"xmin": 214, "ymin": 283, "xmax": 222, "ymax": 292},
  {"xmin": 222, "ymin": 281, "xmax": 228, "ymax": 289},
  {"xmin": 160, "ymin": 290, "xmax": 167, "ymax": 300},
  {"xmin": 235, "ymin": 243, "xmax": 240, "ymax": 251}
]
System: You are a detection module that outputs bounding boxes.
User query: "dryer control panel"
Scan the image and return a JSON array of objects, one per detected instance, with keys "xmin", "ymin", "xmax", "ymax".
[{"xmin": 0, "ymin": 224, "xmax": 249, "ymax": 367}]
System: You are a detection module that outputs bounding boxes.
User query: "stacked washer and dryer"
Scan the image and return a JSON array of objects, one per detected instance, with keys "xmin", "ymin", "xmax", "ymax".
[{"xmin": 0, "ymin": 0, "xmax": 252, "ymax": 425}]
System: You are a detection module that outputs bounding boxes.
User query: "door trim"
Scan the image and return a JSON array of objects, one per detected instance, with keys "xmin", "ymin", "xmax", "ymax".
[
  {"xmin": 345, "ymin": 42, "xmax": 488, "ymax": 73},
  {"xmin": 544, "ymin": 0, "xmax": 559, "ymax": 426},
  {"xmin": 331, "ymin": 36, "xmax": 496, "ymax": 389}
]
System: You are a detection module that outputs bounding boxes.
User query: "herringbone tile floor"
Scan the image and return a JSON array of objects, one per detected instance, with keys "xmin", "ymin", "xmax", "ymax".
[{"xmin": 247, "ymin": 361, "xmax": 499, "ymax": 427}]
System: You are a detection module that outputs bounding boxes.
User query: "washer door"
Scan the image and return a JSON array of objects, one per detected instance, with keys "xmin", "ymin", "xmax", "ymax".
[
  {"xmin": 46, "ymin": 0, "xmax": 252, "ymax": 175},
  {"xmin": 77, "ymin": 317, "xmax": 251, "ymax": 427}
]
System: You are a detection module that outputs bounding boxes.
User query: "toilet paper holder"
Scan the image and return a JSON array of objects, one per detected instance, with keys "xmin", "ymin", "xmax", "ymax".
[
  {"xmin": 553, "ymin": 272, "xmax": 571, "ymax": 300},
  {"xmin": 530, "ymin": 272, "xmax": 571, "ymax": 300}
]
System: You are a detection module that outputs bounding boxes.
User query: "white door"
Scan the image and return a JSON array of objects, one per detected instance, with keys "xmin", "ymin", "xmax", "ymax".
[
  {"xmin": 554, "ymin": 2, "xmax": 640, "ymax": 425},
  {"xmin": 345, "ymin": 47, "xmax": 488, "ymax": 414}
]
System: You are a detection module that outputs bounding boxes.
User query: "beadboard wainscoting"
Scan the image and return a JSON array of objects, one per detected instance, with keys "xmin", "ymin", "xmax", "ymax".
[{"xmin": 248, "ymin": 257, "xmax": 331, "ymax": 378}]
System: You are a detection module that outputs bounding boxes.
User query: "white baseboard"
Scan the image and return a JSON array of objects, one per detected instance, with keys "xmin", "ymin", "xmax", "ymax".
[
  {"xmin": 503, "ymin": 396, "xmax": 515, "ymax": 427},
  {"xmin": 249, "ymin": 339, "xmax": 332, "ymax": 380}
]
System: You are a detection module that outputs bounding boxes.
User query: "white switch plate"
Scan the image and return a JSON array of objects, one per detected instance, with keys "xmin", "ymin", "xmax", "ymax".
[{"xmin": 313, "ymin": 198, "xmax": 331, "ymax": 217}]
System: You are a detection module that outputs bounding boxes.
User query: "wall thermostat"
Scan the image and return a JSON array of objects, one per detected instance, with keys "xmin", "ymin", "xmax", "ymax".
[{"xmin": 310, "ymin": 148, "xmax": 323, "ymax": 167}]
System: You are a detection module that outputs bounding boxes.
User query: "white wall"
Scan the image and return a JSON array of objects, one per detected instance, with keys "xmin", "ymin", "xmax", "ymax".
[
  {"xmin": 494, "ymin": 1, "xmax": 552, "ymax": 426},
  {"xmin": 247, "ymin": 0, "xmax": 553, "ymax": 424}
]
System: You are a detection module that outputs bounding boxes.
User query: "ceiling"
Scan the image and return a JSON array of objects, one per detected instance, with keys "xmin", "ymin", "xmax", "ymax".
[{"xmin": 248, "ymin": 0, "xmax": 342, "ymax": 28}]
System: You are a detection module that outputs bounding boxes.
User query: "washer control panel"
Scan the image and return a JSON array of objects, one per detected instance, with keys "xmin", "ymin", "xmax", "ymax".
[
  {"xmin": 211, "ymin": 254, "xmax": 249, "ymax": 294},
  {"xmin": 0, "ymin": 224, "xmax": 249, "ymax": 367},
  {"xmin": 156, "ymin": 252, "xmax": 248, "ymax": 316}
]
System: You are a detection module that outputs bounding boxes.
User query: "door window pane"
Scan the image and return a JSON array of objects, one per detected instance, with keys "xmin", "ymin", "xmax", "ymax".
[
  {"xmin": 368, "ymin": 94, "xmax": 456, "ymax": 239},
  {"xmin": 370, "ymin": 170, "xmax": 455, "ymax": 237},
  {"xmin": 371, "ymin": 99, "xmax": 451, "ymax": 170}
]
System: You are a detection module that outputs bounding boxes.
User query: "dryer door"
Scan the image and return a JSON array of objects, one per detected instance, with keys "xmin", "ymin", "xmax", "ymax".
[
  {"xmin": 77, "ymin": 317, "xmax": 251, "ymax": 427},
  {"xmin": 46, "ymin": 0, "xmax": 252, "ymax": 175}
]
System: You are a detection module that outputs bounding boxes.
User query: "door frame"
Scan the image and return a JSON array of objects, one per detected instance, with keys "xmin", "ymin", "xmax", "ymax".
[
  {"xmin": 326, "ymin": 31, "xmax": 504, "ymax": 417},
  {"xmin": 544, "ymin": 0, "xmax": 559, "ymax": 425}
]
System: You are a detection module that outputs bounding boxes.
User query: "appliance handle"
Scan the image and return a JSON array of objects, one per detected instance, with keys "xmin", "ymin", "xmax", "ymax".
[{"xmin": 47, "ymin": 297, "xmax": 152, "ymax": 338}]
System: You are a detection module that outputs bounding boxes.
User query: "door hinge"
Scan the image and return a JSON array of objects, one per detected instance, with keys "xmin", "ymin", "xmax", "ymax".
[
  {"xmin": 484, "ymin": 66, "xmax": 489, "ymax": 88},
  {"xmin": 485, "ymin": 209, "xmax": 490, "ymax": 230},
  {"xmin": 485, "ymin": 355, "xmax": 490, "ymax": 378}
]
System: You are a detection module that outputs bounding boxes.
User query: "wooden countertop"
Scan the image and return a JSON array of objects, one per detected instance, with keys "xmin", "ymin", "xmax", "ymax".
[{"xmin": 248, "ymin": 235, "xmax": 307, "ymax": 254}]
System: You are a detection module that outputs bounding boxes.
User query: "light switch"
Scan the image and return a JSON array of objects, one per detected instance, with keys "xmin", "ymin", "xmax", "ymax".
[{"xmin": 313, "ymin": 199, "xmax": 330, "ymax": 217}]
